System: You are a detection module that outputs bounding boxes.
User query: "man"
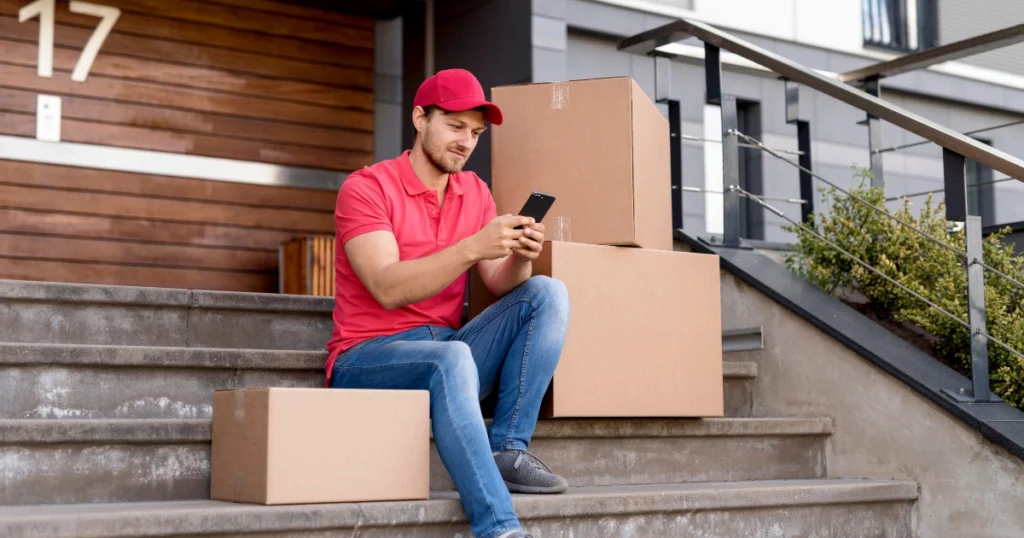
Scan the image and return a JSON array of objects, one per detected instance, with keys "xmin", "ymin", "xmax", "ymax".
[{"xmin": 325, "ymin": 68, "xmax": 570, "ymax": 538}]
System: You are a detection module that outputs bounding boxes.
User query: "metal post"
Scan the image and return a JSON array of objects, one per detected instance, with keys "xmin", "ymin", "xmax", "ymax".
[
  {"xmin": 966, "ymin": 214, "xmax": 992, "ymax": 403},
  {"xmin": 941, "ymin": 148, "xmax": 994, "ymax": 403},
  {"xmin": 721, "ymin": 94, "xmax": 741, "ymax": 247},
  {"xmin": 667, "ymin": 99, "xmax": 683, "ymax": 230},
  {"xmin": 864, "ymin": 77, "xmax": 884, "ymax": 187},
  {"xmin": 703, "ymin": 43, "xmax": 740, "ymax": 246},
  {"xmin": 654, "ymin": 54, "xmax": 672, "ymax": 103},
  {"xmin": 797, "ymin": 122, "xmax": 814, "ymax": 224},
  {"xmin": 785, "ymin": 80, "xmax": 815, "ymax": 223},
  {"xmin": 654, "ymin": 53, "xmax": 682, "ymax": 231},
  {"xmin": 705, "ymin": 43, "xmax": 722, "ymax": 105}
]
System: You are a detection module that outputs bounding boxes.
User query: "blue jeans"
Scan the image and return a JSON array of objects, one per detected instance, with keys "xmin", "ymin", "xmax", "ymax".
[{"xmin": 329, "ymin": 276, "xmax": 570, "ymax": 538}]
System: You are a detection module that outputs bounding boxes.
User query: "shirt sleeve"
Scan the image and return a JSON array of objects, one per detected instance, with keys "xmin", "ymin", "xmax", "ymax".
[{"xmin": 335, "ymin": 174, "xmax": 394, "ymax": 245}]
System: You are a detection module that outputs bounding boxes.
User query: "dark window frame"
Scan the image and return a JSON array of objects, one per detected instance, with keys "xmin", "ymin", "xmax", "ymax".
[
  {"xmin": 736, "ymin": 99, "xmax": 764, "ymax": 241},
  {"xmin": 863, "ymin": 0, "xmax": 939, "ymax": 52}
]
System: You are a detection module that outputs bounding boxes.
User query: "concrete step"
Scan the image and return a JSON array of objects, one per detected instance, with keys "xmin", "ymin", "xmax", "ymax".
[
  {"xmin": 0, "ymin": 279, "xmax": 334, "ymax": 350},
  {"xmin": 0, "ymin": 343, "xmax": 759, "ymax": 419},
  {"xmin": 0, "ymin": 479, "xmax": 918, "ymax": 537},
  {"xmin": 0, "ymin": 417, "xmax": 831, "ymax": 505}
]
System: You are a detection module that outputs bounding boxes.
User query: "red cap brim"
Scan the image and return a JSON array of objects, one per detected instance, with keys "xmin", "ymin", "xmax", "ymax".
[{"xmin": 435, "ymin": 96, "xmax": 504, "ymax": 125}]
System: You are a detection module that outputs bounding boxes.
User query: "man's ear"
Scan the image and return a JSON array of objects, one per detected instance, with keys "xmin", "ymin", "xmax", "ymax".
[{"xmin": 412, "ymin": 106, "xmax": 428, "ymax": 135}]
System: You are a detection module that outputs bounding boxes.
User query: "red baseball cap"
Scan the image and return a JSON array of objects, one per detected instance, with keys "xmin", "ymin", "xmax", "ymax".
[{"xmin": 413, "ymin": 68, "xmax": 504, "ymax": 125}]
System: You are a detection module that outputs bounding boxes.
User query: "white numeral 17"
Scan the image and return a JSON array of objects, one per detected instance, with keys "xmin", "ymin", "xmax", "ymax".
[{"xmin": 18, "ymin": 0, "xmax": 121, "ymax": 82}]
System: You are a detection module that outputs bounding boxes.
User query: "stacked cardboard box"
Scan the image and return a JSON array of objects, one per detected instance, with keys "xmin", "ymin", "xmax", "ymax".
[
  {"xmin": 210, "ymin": 388, "xmax": 429, "ymax": 504},
  {"xmin": 472, "ymin": 77, "xmax": 724, "ymax": 418}
]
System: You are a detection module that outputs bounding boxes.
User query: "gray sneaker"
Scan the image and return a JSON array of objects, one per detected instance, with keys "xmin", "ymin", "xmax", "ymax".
[
  {"xmin": 493, "ymin": 449, "xmax": 569, "ymax": 494},
  {"xmin": 496, "ymin": 531, "xmax": 534, "ymax": 538},
  {"xmin": 496, "ymin": 531, "xmax": 535, "ymax": 538}
]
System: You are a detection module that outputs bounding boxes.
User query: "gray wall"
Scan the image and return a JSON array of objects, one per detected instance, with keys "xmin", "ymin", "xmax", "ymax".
[
  {"xmin": 940, "ymin": 0, "xmax": 1024, "ymax": 76},
  {"xmin": 563, "ymin": 0, "xmax": 1024, "ymax": 241},
  {"xmin": 375, "ymin": 18, "xmax": 404, "ymax": 162},
  {"xmin": 376, "ymin": 0, "xmax": 1024, "ymax": 238},
  {"xmin": 399, "ymin": 0, "xmax": 566, "ymax": 185}
]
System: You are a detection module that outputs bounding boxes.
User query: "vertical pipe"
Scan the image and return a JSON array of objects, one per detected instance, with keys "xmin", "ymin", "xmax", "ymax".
[
  {"xmin": 654, "ymin": 53, "xmax": 682, "ymax": 231},
  {"xmin": 704, "ymin": 44, "xmax": 724, "ymax": 236},
  {"xmin": 785, "ymin": 80, "xmax": 815, "ymax": 224},
  {"xmin": 721, "ymin": 95, "xmax": 741, "ymax": 247},
  {"xmin": 668, "ymin": 100, "xmax": 682, "ymax": 231},
  {"xmin": 425, "ymin": 0, "xmax": 435, "ymax": 77},
  {"xmin": 797, "ymin": 121, "xmax": 814, "ymax": 224},
  {"xmin": 944, "ymin": 148, "xmax": 992, "ymax": 403},
  {"xmin": 965, "ymin": 214, "xmax": 992, "ymax": 402},
  {"xmin": 865, "ymin": 77, "xmax": 884, "ymax": 187}
]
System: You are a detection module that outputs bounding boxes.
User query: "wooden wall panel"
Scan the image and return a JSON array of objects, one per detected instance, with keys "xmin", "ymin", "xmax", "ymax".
[
  {"xmin": 0, "ymin": 16, "xmax": 373, "ymax": 76},
  {"xmin": 0, "ymin": 160, "xmax": 337, "ymax": 211},
  {"xmin": 0, "ymin": 0, "xmax": 368, "ymax": 292},
  {"xmin": 0, "ymin": 88, "xmax": 371, "ymax": 152},
  {"xmin": 0, "ymin": 112, "xmax": 369, "ymax": 170},
  {"xmin": 0, "ymin": 64, "xmax": 373, "ymax": 131},
  {"xmin": 0, "ymin": 233, "xmax": 277, "ymax": 272},
  {"xmin": 0, "ymin": 183, "xmax": 333, "ymax": 232},
  {"xmin": 0, "ymin": 258, "xmax": 277, "ymax": 292},
  {"xmin": 0, "ymin": 209, "xmax": 300, "ymax": 250},
  {"xmin": 0, "ymin": 3, "xmax": 373, "ymax": 66},
  {"xmin": 0, "ymin": 0, "xmax": 374, "ymax": 168}
]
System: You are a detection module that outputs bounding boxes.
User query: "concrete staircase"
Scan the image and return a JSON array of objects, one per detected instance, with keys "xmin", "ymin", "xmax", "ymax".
[{"xmin": 0, "ymin": 279, "xmax": 918, "ymax": 537}]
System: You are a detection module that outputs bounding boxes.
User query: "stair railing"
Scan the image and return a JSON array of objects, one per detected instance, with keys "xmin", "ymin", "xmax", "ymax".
[{"xmin": 618, "ymin": 18, "xmax": 1024, "ymax": 404}]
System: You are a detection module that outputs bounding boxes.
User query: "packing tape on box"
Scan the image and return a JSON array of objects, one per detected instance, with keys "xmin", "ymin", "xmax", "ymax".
[
  {"xmin": 234, "ymin": 391, "xmax": 245, "ymax": 423},
  {"xmin": 551, "ymin": 82, "xmax": 569, "ymax": 110}
]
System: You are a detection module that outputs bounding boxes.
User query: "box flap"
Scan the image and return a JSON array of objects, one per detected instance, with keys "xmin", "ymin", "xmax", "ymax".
[{"xmin": 629, "ymin": 79, "xmax": 673, "ymax": 251}]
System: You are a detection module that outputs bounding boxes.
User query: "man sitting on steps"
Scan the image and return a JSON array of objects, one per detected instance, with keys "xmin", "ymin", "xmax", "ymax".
[{"xmin": 324, "ymin": 68, "xmax": 571, "ymax": 538}]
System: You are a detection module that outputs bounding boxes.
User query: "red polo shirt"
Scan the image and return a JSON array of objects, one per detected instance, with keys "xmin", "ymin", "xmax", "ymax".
[{"xmin": 324, "ymin": 150, "xmax": 497, "ymax": 380}]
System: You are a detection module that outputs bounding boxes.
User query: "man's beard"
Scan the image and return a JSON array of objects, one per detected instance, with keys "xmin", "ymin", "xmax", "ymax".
[{"xmin": 423, "ymin": 130, "xmax": 468, "ymax": 174}]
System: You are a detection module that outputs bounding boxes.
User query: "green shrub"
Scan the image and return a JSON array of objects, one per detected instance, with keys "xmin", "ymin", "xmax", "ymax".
[{"xmin": 784, "ymin": 168, "xmax": 1024, "ymax": 407}]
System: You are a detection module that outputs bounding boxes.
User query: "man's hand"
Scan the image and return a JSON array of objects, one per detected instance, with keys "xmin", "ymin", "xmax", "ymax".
[
  {"xmin": 512, "ymin": 222, "xmax": 546, "ymax": 262},
  {"xmin": 465, "ymin": 214, "xmax": 534, "ymax": 261}
]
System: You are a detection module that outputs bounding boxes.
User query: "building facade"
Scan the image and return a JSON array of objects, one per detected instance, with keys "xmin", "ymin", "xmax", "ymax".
[{"xmin": 2, "ymin": 0, "xmax": 1023, "ymax": 292}]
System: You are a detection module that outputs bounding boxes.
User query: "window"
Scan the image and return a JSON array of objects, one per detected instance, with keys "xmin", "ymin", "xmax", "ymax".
[{"xmin": 863, "ymin": 0, "xmax": 938, "ymax": 52}]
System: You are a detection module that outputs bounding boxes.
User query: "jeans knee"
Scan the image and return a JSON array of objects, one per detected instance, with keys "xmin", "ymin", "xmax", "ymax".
[
  {"xmin": 522, "ymin": 276, "xmax": 569, "ymax": 323},
  {"xmin": 432, "ymin": 341, "xmax": 479, "ymax": 397}
]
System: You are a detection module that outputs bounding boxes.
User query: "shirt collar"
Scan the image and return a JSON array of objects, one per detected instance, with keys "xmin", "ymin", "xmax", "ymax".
[{"xmin": 397, "ymin": 150, "xmax": 465, "ymax": 197}]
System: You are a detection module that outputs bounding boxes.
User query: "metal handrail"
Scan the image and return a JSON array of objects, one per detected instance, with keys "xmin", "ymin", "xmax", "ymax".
[
  {"xmin": 618, "ymin": 18, "xmax": 1024, "ymax": 182},
  {"xmin": 732, "ymin": 130, "xmax": 965, "ymax": 259},
  {"xmin": 838, "ymin": 23, "xmax": 1024, "ymax": 84},
  {"xmin": 873, "ymin": 119, "xmax": 1024, "ymax": 155},
  {"xmin": 619, "ymin": 17, "xmax": 1023, "ymax": 402},
  {"xmin": 681, "ymin": 185, "xmax": 807, "ymax": 204},
  {"xmin": 734, "ymin": 184, "xmax": 1024, "ymax": 365},
  {"xmin": 885, "ymin": 177, "xmax": 1018, "ymax": 202},
  {"xmin": 680, "ymin": 134, "xmax": 806, "ymax": 156},
  {"xmin": 737, "ymin": 129, "xmax": 1024, "ymax": 294}
]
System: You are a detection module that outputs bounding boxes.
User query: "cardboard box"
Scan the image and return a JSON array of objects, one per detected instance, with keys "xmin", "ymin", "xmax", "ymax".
[
  {"xmin": 490, "ymin": 77, "xmax": 672, "ymax": 250},
  {"xmin": 211, "ymin": 388, "xmax": 429, "ymax": 505},
  {"xmin": 471, "ymin": 242, "xmax": 723, "ymax": 417}
]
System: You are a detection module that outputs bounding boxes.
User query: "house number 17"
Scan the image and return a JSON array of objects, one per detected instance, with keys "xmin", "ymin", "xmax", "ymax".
[{"xmin": 19, "ymin": 0, "xmax": 121, "ymax": 82}]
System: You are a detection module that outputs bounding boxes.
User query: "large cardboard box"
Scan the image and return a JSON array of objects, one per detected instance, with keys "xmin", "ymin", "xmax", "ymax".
[
  {"xmin": 490, "ymin": 77, "xmax": 672, "ymax": 250},
  {"xmin": 470, "ymin": 242, "xmax": 723, "ymax": 417},
  {"xmin": 211, "ymin": 388, "xmax": 429, "ymax": 505}
]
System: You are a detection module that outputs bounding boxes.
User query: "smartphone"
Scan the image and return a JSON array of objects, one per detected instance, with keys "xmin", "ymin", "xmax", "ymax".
[{"xmin": 515, "ymin": 191, "xmax": 556, "ymax": 229}]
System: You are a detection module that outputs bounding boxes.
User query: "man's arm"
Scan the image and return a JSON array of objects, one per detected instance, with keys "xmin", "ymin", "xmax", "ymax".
[
  {"xmin": 346, "ymin": 214, "xmax": 534, "ymax": 310},
  {"xmin": 478, "ymin": 223, "xmax": 546, "ymax": 297}
]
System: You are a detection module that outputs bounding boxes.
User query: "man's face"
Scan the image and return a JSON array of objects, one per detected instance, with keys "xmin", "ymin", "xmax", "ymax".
[{"xmin": 417, "ymin": 107, "xmax": 487, "ymax": 174}]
